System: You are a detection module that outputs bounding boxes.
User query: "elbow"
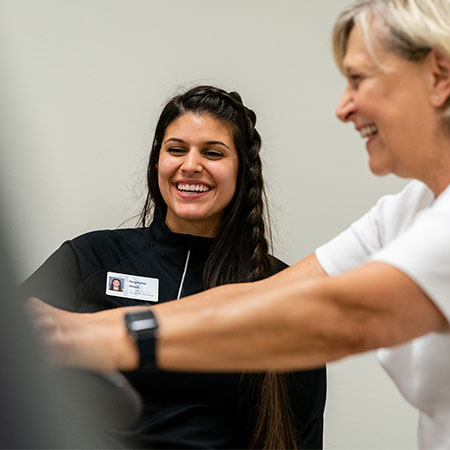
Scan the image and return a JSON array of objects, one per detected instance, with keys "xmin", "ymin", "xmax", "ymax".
[
  {"xmin": 322, "ymin": 309, "xmax": 405, "ymax": 361},
  {"xmin": 310, "ymin": 282, "xmax": 391, "ymax": 360},
  {"xmin": 341, "ymin": 319, "xmax": 372, "ymax": 355},
  {"xmin": 303, "ymin": 299, "xmax": 378, "ymax": 364},
  {"xmin": 320, "ymin": 318, "xmax": 371, "ymax": 362}
]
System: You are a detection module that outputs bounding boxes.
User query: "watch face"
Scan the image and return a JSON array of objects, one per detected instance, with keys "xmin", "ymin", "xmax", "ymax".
[
  {"xmin": 125, "ymin": 310, "xmax": 158, "ymax": 334},
  {"xmin": 125, "ymin": 310, "xmax": 158, "ymax": 370}
]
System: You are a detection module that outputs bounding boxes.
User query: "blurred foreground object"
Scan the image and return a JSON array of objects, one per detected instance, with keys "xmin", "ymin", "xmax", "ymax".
[{"xmin": 0, "ymin": 215, "xmax": 141, "ymax": 448}]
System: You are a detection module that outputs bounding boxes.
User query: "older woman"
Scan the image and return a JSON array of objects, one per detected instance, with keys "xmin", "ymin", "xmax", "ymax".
[{"xmin": 29, "ymin": 1, "xmax": 450, "ymax": 448}]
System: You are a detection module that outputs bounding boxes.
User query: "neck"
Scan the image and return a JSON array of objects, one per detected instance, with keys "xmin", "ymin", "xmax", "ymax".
[
  {"xmin": 164, "ymin": 215, "xmax": 218, "ymax": 238},
  {"xmin": 412, "ymin": 132, "xmax": 450, "ymax": 196},
  {"xmin": 420, "ymin": 154, "xmax": 450, "ymax": 197}
]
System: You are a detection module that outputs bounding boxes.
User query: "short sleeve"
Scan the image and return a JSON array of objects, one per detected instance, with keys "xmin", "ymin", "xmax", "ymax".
[
  {"xmin": 316, "ymin": 181, "xmax": 434, "ymax": 276},
  {"xmin": 371, "ymin": 185, "xmax": 450, "ymax": 324},
  {"xmin": 19, "ymin": 241, "xmax": 82, "ymax": 311}
]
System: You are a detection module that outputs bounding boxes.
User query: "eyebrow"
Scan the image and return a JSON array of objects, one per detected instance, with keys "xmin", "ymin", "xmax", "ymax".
[{"xmin": 163, "ymin": 137, "xmax": 230, "ymax": 149}]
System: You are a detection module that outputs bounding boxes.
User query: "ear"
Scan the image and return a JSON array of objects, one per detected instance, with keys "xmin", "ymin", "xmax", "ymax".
[{"xmin": 429, "ymin": 47, "xmax": 450, "ymax": 107}]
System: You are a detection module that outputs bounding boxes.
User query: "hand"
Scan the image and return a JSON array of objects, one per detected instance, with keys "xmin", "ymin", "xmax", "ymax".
[{"xmin": 26, "ymin": 298, "xmax": 140, "ymax": 372}]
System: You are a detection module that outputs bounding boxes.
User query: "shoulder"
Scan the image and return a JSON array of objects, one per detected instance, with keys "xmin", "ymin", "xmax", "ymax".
[
  {"xmin": 370, "ymin": 182, "xmax": 450, "ymax": 322},
  {"xmin": 372, "ymin": 180, "xmax": 434, "ymax": 220},
  {"xmin": 71, "ymin": 227, "xmax": 150, "ymax": 244},
  {"xmin": 365, "ymin": 180, "xmax": 434, "ymax": 245},
  {"xmin": 60, "ymin": 227, "xmax": 154, "ymax": 272},
  {"xmin": 69, "ymin": 227, "xmax": 151, "ymax": 254},
  {"xmin": 315, "ymin": 181, "xmax": 433, "ymax": 276},
  {"xmin": 270, "ymin": 255, "xmax": 289, "ymax": 274},
  {"xmin": 346, "ymin": 180, "xmax": 434, "ymax": 244}
]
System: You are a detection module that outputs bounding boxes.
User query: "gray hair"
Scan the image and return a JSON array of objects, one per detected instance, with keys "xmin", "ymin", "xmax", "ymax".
[{"xmin": 333, "ymin": 0, "xmax": 450, "ymax": 126}]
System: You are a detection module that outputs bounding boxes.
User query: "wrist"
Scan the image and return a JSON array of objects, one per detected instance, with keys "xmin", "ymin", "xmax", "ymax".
[
  {"xmin": 123, "ymin": 309, "xmax": 159, "ymax": 371},
  {"xmin": 104, "ymin": 310, "xmax": 140, "ymax": 372},
  {"xmin": 117, "ymin": 331, "xmax": 140, "ymax": 371}
]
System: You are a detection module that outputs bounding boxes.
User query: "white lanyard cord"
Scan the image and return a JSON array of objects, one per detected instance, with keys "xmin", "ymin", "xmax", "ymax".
[{"xmin": 176, "ymin": 249, "xmax": 191, "ymax": 300}]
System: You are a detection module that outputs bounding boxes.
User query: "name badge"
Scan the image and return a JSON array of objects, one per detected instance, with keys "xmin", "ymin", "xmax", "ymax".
[{"xmin": 106, "ymin": 271, "xmax": 159, "ymax": 302}]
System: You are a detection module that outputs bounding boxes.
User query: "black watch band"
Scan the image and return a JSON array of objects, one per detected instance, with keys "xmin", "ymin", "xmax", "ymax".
[{"xmin": 124, "ymin": 310, "xmax": 159, "ymax": 370}]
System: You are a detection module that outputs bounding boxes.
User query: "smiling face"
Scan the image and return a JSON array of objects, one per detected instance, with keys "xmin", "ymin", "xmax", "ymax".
[
  {"xmin": 157, "ymin": 113, "xmax": 239, "ymax": 237},
  {"xmin": 112, "ymin": 279, "xmax": 121, "ymax": 290},
  {"xmin": 335, "ymin": 23, "xmax": 437, "ymax": 180}
]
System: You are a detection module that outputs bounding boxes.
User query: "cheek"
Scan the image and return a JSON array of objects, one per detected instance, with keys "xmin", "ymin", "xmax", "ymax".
[
  {"xmin": 230, "ymin": 170, "xmax": 239, "ymax": 196},
  {"xmin": 157, "ymin": 162, "xmax": 173, "ymax": 203},
  {"xmin": 157, "ymin": 169, "xmax": 164, "ymax": 191},
  {"xmin": 157, "ymin": 157, "xmax": 175, "ymax": 186},
  {"xmin": 221, "ymin": 165, "xmax": 239, "ymax": 200}
]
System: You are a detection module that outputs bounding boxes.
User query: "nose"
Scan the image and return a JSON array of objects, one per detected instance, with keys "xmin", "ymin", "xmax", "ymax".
[
  {"xmin": 181, "ymin": 149, "xmax": 203, "ymax": 173},
  {"xmin": 336, "ymin": 88, "xmax": 355, "ymax": 122}
]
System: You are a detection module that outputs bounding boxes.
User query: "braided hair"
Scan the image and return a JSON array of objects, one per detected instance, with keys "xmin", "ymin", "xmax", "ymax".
[{"xmin": 139, "ymin": 85, "xmax": 298, "ymax": 449}]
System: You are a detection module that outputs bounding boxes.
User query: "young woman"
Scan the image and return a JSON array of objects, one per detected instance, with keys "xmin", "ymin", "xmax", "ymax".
[{"xmin": 22, "ymin": 86, "xmax": 326, "ymax": 449}]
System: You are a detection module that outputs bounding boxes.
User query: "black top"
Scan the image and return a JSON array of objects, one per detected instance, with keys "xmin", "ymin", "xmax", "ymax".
[{"xmin": 20, "ymin": 216, "xmax": 326, "ymax": 449}]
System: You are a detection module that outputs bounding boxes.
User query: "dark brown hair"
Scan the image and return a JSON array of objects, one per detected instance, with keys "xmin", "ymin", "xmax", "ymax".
[{"xmin": 139, "ymin": 85, "xmax": 298, "ymax": 449}]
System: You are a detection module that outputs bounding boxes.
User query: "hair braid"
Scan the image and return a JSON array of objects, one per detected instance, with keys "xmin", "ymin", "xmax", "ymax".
[
  {"xmin": 241, "ymin": 112, "xmax": 273, "ymax": 281},
  {"xmin": 237, "ymin": 107, "xmax": 298, "ymax": 450}
]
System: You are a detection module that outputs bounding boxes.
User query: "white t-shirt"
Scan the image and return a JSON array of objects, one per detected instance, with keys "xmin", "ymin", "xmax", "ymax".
[{"xmin": 316, "ymin": 180, "xmax": 450, "ymax": 450}]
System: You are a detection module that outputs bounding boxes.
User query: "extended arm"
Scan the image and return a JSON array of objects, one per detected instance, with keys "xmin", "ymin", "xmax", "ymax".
[
  {"xmin": 28, "ymin": 253, "xmax": 447, "ymax": 372},
  {"xmin": 156, "ymin": 261, "xmax": 447, "ymax": 372}
]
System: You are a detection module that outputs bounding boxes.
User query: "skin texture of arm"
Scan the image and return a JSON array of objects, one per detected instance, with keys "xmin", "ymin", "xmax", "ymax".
[
  {"xmin": 26, "ymin": 253, "xmax": 448, "ymax": 373},
  {"xmin": 156, "ymin": 260, "xmax": 447, "ymax": 372}
]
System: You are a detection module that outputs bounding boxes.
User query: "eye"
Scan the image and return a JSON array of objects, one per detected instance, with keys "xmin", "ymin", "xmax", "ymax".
[
  {"xmin": 349, "ymin": 74, "xmax": 363, "ymax": 89},
  {"xmin": 167, "ymin": 147, "xmax": 187, "ymax": 156},
  {"xmin": 203, "ymin": 150, "xmax": 224, "ymax": 159}
]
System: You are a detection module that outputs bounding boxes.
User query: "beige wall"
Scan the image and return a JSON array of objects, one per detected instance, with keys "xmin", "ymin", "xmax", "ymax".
[{"xmin": 0, "ymin": 1, "xmax": 416, "ymax": 448}]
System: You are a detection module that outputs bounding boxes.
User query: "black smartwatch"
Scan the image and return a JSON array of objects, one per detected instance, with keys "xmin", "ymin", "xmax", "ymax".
[{"xmin": 124, "ymin": 310, "xmax": 159, "ymax": 370}]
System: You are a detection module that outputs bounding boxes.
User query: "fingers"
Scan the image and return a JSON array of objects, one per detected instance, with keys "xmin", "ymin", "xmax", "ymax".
[
  {"xmin": 25, "ymin": 296, "xmax": 50, "ymax": 316},
  {"xmin": 23, "ymin": 298, "xmax": 128, "ymax": 371},
  {"xmin": 24, "ymin": 298, "xmax": 71, "ymax": 367},
  {"xmin": 25, "ymin": 297, "xmax": 55, "ymax": 332}
]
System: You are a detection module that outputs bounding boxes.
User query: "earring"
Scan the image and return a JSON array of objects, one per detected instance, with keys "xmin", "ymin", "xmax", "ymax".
[{"xmin": 434, "ymin": 93, "xmax": 441, "ymax": 103}]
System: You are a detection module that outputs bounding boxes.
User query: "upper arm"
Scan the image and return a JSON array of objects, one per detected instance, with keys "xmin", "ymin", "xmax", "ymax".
[
  {"xmin": 328, "ymin": 261, "xmax": 449, "ymax": 351},
  {"xmin": 19, "ymin": 242, "xmax": 82, "ymax": 311},
  {"xmin": 267, "ymin": 253, "xmax": 328, "ymax": 285}
]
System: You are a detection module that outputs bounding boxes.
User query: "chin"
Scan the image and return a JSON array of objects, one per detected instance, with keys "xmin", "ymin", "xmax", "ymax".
[
  {"xmin": 368, "ymin": 159, "xmax": 392, "ymax": 177},
  {"xmin": 181, "ymin": 214, "xmax": 205, "ymax": 222},
  {"xmin": 175, "ymin": 207, "xmax": 205, "ymax": 219}
]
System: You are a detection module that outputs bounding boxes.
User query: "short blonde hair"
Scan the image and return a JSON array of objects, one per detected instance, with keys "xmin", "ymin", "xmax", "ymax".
[{"xmin": 333, "ymin": 0, "xmax": 450, "ymax": 125}]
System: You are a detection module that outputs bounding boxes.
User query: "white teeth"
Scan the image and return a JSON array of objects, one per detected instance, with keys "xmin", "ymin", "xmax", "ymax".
[
  {"xmin": 360, "ymin": 124, "xmax": 378, "ymax": 138},
  {"xmin": 177, "ymin": 183, "xmax": 210, "ymax": 193}
]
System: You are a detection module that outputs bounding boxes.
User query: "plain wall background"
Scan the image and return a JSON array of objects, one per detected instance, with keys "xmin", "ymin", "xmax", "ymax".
[{"xmin": 0, "ymin": 1, "xmax": 418, "ymax": 448}]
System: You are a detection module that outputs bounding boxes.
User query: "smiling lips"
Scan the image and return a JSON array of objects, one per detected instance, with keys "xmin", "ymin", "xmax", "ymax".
[
  {"xmin": 176, "ymin": 183, "xmax": 211, "ymax": 193},
  {"xmin": 359, "ymin": 124, "xmax": 378, "ymax": 139}
]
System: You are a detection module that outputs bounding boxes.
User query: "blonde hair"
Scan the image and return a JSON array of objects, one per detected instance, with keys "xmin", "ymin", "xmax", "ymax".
[{"xmin": 332, "ymin": 0, "xmax": 450, "ymax": 125}]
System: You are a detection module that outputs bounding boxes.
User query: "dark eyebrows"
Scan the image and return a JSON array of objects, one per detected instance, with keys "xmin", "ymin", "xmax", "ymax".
[
  {"xmin": 163, "ymin": 137, "xmax": 185, "ymax": 145},
  {"xmin": 163, "ymin": 137, "xmax": 230, "ymax": 149},
  {"xmin": 205, "ymin": 140, "xmax": 230, "ymax": 149}
]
